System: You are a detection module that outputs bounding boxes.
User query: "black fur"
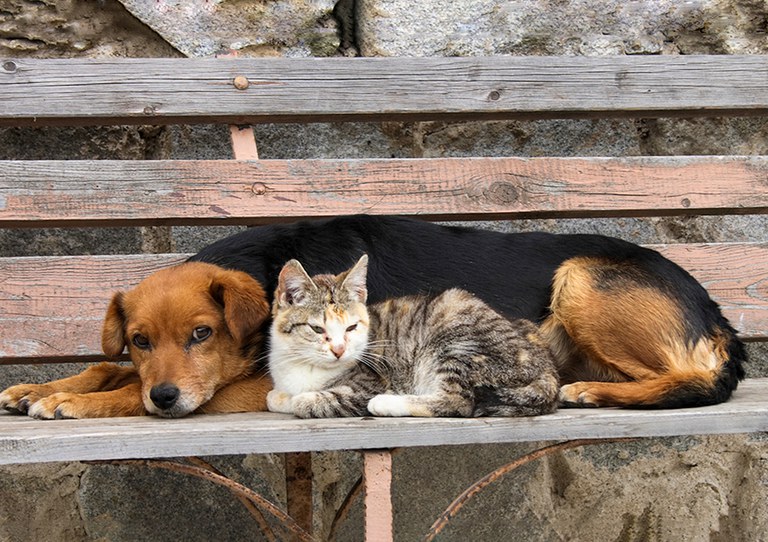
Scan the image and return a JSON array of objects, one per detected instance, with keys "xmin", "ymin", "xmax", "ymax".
[{"xmin": 189, "ymin": 214, "xmax": 747, "ymax": 405}]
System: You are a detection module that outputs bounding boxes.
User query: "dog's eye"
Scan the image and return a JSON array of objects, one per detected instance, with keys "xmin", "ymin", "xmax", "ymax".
[
  {"xmin": 346, "ymin": 324, "xmax": 358, "ymax": 332},
  {"xmin": 132, "ymin": 334, "xmax": 151, "ymax": 350},
  {"xmin": 191, "ymin": 326, "xmax": 212, "ymax": 343},
  {"xmin": 308, "ymin": 324, "xmax": 325, "ymax": 334}
]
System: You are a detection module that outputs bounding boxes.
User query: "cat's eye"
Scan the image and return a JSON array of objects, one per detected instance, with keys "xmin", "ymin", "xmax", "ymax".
[
  {"xmin": 191, "ymin": 326, "xmax": 212, "ymax": 343},
  {"xmin": 346, "ymin": 324, "xmax": 358, "ymax": 332},
  {"xmin": 309, "ymin": 324, "xmax": 325, "ymax": 334},
  {"xmin": 132, "ymin": 334, "xmax": 151, "ymax": 350}
]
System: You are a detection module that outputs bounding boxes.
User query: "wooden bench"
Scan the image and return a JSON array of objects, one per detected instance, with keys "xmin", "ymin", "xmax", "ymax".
[{"xmin": 2, "ymin": 55, "xmax": 768, "ymax": 540}]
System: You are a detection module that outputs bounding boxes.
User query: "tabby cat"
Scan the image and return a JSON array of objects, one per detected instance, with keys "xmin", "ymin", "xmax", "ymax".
[{"xmin": 267, "ymin": 255, "xmax": 559, "ymax": 419}]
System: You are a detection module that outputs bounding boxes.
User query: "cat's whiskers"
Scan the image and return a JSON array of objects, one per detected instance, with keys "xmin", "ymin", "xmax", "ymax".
[{"xmin": 356, "ymin": 350, "xmax": 390, "ymax": 378}]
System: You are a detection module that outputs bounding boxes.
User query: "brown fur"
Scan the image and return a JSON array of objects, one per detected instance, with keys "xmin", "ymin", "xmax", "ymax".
[
  {"xmin": 542, "ymin": 257, "xmax": 729, "ymax": 407},
  {"xmin": 1, "ymin": 262, "xmax": 272, "ymax": 418}
]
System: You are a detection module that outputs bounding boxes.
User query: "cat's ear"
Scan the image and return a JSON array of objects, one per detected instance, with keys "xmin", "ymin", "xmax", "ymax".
[
  {"xmin": 276, "ymin": 259, "xmax": 315, "ymax": 307},
  {"xmin": 341, "ymin": 254, "xmax": 368, "ymax": 303}
]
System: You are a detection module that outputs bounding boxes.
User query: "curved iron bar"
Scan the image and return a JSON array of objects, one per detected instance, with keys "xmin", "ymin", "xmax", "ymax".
[
  {"xmin": 185, "ymin": 456, "xmax": 277, "ymax": 542},
  {"xmin": 424, "ymin": 437, "xmax": 634, "ymax": 542},
  {"xmin": 328, "ymin": 476, "xmax": 363, "ymax": 542},
  {"xmin": 88, "ymin": 458, "xmax": 314, "ymax": 542}
]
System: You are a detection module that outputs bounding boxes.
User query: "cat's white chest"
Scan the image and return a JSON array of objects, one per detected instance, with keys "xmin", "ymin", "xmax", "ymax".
[{"xmin": 270, "ymin": 360, "xmax": 349, "ymax": 396}]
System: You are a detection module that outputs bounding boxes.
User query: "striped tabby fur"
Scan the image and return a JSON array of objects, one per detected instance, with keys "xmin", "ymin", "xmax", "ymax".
[{"xmin": 267, "ymin": 255, "xmax": 559, "ymax": 418}]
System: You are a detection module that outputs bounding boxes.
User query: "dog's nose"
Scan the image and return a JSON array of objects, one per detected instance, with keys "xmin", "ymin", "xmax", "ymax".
[{"xmin": 150, "ymin": 383, "xmax": 180, "ymax": 410}]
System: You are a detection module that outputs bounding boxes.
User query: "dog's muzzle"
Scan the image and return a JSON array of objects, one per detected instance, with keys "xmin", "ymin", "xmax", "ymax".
[{"xmin": 149, "ymin": 382, "xmax": 180, "ymax": 411}]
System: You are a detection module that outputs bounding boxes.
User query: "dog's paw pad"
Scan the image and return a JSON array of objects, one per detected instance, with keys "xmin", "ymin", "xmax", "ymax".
[
  {"xmin": 28, "ymin": 393, "xmax": 80, "ymax": 420},
  {"xmin": 0, "ymin": 385, "xmax": 47, "ymax": 413},
  {"xmin": 558, "ymin": 384, "xmax": 600, "ymax": 408}
]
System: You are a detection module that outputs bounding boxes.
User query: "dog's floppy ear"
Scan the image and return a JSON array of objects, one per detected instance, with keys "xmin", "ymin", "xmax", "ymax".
[
  {"xmin": 210, "ymin": 269, "xmax": 271, "ymax": 345},
  {"xmin": 102, "ymin": 292, "xmax": 127, "ymax": 358}
]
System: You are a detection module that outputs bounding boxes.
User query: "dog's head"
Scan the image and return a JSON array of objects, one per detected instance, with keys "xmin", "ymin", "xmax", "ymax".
[{"xmin": 102, "ymin": 262, "xmax": 270, "ymax": 417}]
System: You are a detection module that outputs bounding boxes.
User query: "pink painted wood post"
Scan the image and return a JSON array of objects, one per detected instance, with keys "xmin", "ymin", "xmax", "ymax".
[
  {"xmin": 229, "ymin": 124, "xmax": 259, "ymax": 159},
  {"xmin": 363, "ymin": 450, "xmax": 394, "ymax": 542}
]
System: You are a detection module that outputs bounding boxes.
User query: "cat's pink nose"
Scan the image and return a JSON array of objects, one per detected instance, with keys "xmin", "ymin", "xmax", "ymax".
[{"xmin": 331, "ymin": 344, "xmax": 346, "ymax": 358}]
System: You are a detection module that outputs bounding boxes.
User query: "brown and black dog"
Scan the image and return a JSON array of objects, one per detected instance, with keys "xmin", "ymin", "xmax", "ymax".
[{"xmin": 0, "ymin": 215, "xmax": 746, "ymax": 418}]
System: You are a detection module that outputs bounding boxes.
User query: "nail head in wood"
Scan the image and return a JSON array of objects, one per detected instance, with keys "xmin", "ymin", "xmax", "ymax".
[{"xmin": 233, "ymin": 75, "xmax": 250, "ymax": 90}]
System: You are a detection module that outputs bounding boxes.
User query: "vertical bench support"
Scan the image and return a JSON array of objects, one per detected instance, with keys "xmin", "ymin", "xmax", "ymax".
[{"xmin": 363, "ymin": 449, "xmax": 394, "ymax": 542}]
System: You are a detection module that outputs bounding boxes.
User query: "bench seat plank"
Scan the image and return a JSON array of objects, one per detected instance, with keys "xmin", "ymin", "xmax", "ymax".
[
  {"xmin": 1, "ymin": 243, "xmax": 766, "ymax": 363},
  {"xmin": 2, "ymin": 156, "xmax": 768, "ymax": 227},
  {"xmin": 3, "ymin": 56, "xmax": 768, "ymax": 127},
  {"xmin": 2, "ymin": 377, "xmax": 767, "ymax": 465}
]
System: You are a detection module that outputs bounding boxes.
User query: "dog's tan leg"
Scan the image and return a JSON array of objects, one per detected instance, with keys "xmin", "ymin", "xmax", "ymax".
[
  {"xmin": 547, "ymin": 257, "xmax": 727, "ymax": 408},
  {"xmin": 0, "ymin": 362, "xmax": 139, "ymax": 414},
  {"xmin": 28, "ymin": 382, "xmax": 147, "ymax": 419},
  {"xmin": 197, "ymin": 373, "xmax": 272, "ymax": 414}
]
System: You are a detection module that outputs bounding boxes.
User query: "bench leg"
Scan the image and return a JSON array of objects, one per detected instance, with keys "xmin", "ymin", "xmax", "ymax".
[
  {"xmin": 285, "ymin": 452, "xmax": 313, "ymax": 538},
  {"xmin": 363, "ymin": 450, "xmax": 394, "ymax": 542}
]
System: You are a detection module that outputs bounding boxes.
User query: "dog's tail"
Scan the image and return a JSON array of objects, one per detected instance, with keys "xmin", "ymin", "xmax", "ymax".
[
  {"xmin": 546, "ymin": 255, "xmax": 747, "ymax": 409},
  {"xmin": 558, "ymin": 325, "xmax": 747, "ymax": 409},
  {"xmin": 640, "ymin": 324, "xmax": 746, "ymax": 409}
]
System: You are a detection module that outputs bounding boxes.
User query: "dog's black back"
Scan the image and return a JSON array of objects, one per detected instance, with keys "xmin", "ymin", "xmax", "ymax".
[{"xmin": 191, "ymin": 215, "xmax": 710, "ymax": 323}]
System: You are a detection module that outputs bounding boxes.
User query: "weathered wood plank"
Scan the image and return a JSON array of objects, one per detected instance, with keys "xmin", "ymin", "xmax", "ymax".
[
  {"xmin": 1, "ymin": 377, "xmax": 767, "ymax": 465},
  {"xmin": 3, "ymin": 156, "xmax": 768, "ymax": 227},
  {"xmin": 2, "ymin": 56, "xmax": 768, "ymax": 127},
  {"xmin": 0, "ymin": 243, "xmax": 766, "ymax": 363},
  {"xmin": 0, "ymin": 254, "xmax": 186, "ymax": 362}
]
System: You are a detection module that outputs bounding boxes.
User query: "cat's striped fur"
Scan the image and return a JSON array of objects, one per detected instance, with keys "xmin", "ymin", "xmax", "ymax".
[{"xmin": 267, "ymin": 255, "xmax": 559, "ymax": 419}]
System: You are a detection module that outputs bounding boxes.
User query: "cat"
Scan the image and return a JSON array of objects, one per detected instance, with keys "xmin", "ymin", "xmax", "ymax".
[{"xmin": 266, "ymin": 254, "xmax": 559, "ymax": 419}]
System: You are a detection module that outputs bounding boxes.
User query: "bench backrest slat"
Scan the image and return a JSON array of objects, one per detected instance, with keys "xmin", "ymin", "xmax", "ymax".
[
  {"xmin": 1, "ymin": 243, "xmax": 766, "ymax": 364},
  {"xmin": 3, "ymin": 56, "xmax": 768, "ymax": 126},
  {"xmin": 3, "ymin": 156, "xmax": 768, "ymax": 227}
]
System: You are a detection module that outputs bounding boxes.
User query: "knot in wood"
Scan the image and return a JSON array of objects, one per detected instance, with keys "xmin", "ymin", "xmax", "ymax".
[
  {"xmin": 251, "ymin": 182, "xmax": 268, "ymax": 195},
  {"xmin": 486, "ymin": 181, "xmax": 519, "ymax": 205},
  {"xmin": 2, "ymin": 61, "xmax": 17, "ymax": 73},
  {"xmin": 233, "ymin": 76, "xmax": 250, "ymax": 90},
  {"xmin": 143, "ymin": 105, "xmax": 157, "ymax": 116}
]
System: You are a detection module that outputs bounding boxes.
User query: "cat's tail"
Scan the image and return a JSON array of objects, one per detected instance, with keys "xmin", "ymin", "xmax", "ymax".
[{"xmin": 473, "ymin": 375, "xmax": 559, "ymax": 417}]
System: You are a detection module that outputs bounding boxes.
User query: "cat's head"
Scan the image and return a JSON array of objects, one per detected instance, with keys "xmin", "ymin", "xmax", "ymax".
[{"xmin": 270, "ymin": 255, "xmax": 370, "ymax": 368}]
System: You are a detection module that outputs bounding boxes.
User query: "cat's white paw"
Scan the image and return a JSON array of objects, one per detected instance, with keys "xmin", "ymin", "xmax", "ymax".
[
  {"xmin": 267, "ymin": 389, "xmax": 294, "ymax": 414},
  {"xmin": 367, "ymin": 394, "xmax": 413, "ymax": 417}
]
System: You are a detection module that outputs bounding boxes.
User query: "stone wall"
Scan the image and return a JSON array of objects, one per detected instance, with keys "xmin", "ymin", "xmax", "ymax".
[{"xmin": 1, "ymin": 0, "xmax": 767, "ymax": 540}]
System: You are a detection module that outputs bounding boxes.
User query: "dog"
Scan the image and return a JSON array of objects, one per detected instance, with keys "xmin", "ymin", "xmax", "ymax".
[{"xmin": 0, "ymin": 214, "xmax": 746, "ymax": 418}]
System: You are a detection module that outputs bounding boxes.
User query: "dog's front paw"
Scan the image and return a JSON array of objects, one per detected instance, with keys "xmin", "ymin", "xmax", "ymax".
[
  {"xmin": 367, "ymin": 394, "xmax": 411, "ymax": 417},
  {"xmin": 558, "ymin": 384, "xmax": 600, "ymax": 407},
  {"xmin": 266, "ymin": 389, "xmax": 294, "ymax": 414},
  {"xmin": 0, "ymin": 384, "xmax": 53, "ymax": 414},
  {"xmin": 27, "ymin": 392, "xmax": 90, "ymax": 419}
]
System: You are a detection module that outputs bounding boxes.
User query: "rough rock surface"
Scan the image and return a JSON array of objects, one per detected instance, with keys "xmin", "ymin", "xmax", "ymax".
[
  {"xmin": 357, "ymin": 0, "xmax": 768, "ymax": 57},
  {"xmin": 119, "ymin": 0, "xmax": 340, "ymax": 57}
]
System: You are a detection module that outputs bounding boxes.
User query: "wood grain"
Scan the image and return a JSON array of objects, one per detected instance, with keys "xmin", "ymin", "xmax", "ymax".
[
  {"xmin": 2, "ymin": 56, "xmax": 768, "ymax": 127},
  {"xmin": 1, "ymin": 243, "xmax": 766, "ymax": 363},
  {"xmin": 2, "ymin": 156, "xmax": 768, "ymax": 226},
  {"xmin": 0, "ymin": 254, "xmax": 186, "ymax": 362},
  {"xmin": 2, "ymin": 378, "xmax": 768, "ymax": 465}
]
